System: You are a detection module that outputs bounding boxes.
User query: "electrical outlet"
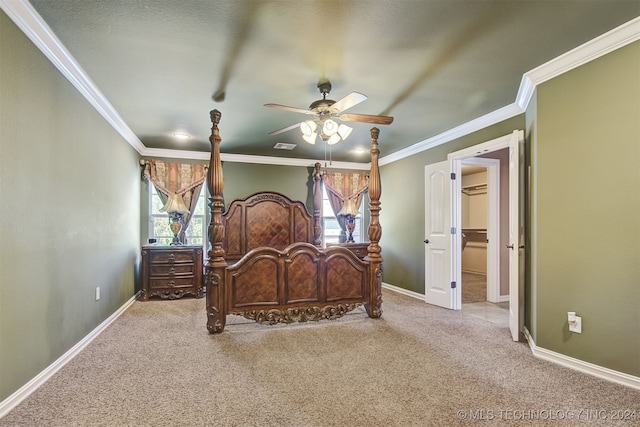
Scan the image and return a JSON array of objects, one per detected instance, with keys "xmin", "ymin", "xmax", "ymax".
[
  {"xmin": 95, "ymin": 287, "xmax": 101, "ymax": 301},
  {"xmin": 568, "ymin": 312, "xmax": 582, "ymax": 333}
]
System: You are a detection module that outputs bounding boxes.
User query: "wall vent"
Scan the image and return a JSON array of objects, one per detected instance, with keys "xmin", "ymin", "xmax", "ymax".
[{"xmin": 273, "ymin": 142, "xmax": 297, "ymax": 150}]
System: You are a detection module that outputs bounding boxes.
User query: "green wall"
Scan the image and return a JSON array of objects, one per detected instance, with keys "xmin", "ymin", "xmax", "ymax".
[
  {"xmin": 222, "ymin": 162, "xmax": 316, "ymax": 209},
  {"xmin": 0, "ymin": 11, "xmax": 140, "ymax": 401},
  {"xmin": 380, "ymin": 115, "xmax": 524, "ymax": 294},
  {"xmin": 531, "ymin": 41, "xmax": 639, "ymax": 376}
]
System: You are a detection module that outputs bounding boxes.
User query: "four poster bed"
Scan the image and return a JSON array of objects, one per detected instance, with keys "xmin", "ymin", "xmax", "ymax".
[{"xmin": 204, "ymin": 109, "xmax": 383, "ymax": 333}]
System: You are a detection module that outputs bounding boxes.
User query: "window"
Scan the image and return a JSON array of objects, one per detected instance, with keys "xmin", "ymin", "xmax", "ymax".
[
  {"xmin": 322, "ymin": 187, "xmax": 363, "ymax": 245},
  {"xmin": 149, "ymin": 185, "xmax": 206, "ymax": 247}
]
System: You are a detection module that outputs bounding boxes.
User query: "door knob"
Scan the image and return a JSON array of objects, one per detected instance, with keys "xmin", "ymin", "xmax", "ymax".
[
  {"xmin": 506, "ymin": 244, "xmax": 514, "ymax": 249},
  {"xmin": 424, "ymin": 239, "xmax": 430, "ymax": 244}
]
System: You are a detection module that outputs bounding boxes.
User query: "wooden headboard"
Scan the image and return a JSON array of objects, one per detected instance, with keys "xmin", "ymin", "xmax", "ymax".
[{"xmin": 222, "ymin": 191, "xmax": 314, "ymax": 262}]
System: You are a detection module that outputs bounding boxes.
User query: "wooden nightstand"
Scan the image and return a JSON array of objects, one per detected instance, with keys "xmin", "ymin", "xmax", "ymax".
[
  {"xmin": 140, "ymin": 245, "xmax": 203, "ymax": 301},
  {"xmin": 327, "ymin": 242, "xmax": 370, "ymax": 260}
]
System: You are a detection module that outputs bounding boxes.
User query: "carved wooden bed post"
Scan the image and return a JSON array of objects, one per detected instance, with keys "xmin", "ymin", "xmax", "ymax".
[
  {"xmin": 312, "ymin": 162, "xmax": 323, "ymax": 247},
  {"xmin": 365, "ymin": 127, "xmax": 383, "ymax": 318},
  {"xmin": 205, "ymin": 109, "xmax": 228, "ymax": 333}
]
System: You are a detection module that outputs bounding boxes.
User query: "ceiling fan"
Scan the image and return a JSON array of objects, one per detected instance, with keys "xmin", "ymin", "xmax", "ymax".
[{"xmin": 264, "ymin": 80, "xmax": 393, "ymax": 145}]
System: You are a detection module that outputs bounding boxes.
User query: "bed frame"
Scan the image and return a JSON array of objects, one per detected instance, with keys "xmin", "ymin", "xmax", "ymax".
[{"xmin": 204, "ymin": 109, "xmax": 383, "ymax": 333}]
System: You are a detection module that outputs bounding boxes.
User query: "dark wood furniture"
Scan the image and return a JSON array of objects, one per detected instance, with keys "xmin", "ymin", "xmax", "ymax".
[
  {"xmin": 328, "ymin": 242, "xmax": 370, "ymax": 260},
  {"xmin": 204, "ymin": 109, "xmax": 383, "ymax": 333},
  {"xmin": 140, "ymin": 245, "xmax": 203, "ymax": 301}
]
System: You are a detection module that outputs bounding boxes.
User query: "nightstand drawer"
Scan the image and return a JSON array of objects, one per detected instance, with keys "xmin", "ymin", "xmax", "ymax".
[
  {"xmin": 148, "ymin": 250, "xmax": 196, "ymax": 264},
  {"xmin": 149, "ymin": 277, "xmax": 196, "ymax": 290},
  {"xmin": 150, "ymin": 264, "xmax": 195, "ymax": 276}
]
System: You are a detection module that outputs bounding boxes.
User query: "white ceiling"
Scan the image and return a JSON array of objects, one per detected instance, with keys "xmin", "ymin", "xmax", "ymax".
[{"xmin": 5, "ymin": 0, "xmax": 640, "ymax": 164}]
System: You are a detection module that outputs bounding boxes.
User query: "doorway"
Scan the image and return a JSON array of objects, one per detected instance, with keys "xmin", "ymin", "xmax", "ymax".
[
  {"xmin": 424, "ymin": 130, "xmax": 524, "ymax": 341},
  {"xmin": 460, "ymin": 157, "xmax": 508, "ymax": 327}
]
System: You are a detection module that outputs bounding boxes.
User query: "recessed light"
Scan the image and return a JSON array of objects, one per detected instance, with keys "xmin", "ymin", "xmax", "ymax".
[
  {"xmin": 173, "ymin": 133, "xmax": 190, "ymax": 140},
  {"xmin": 353, "ymin": 147, "xmax": 367, "ymax": 154}
]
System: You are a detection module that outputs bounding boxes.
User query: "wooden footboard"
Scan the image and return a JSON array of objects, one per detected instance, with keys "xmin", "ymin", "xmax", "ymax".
[{"xmin": 227, "ymin": 243, "xmax": 369, "ymax": 323}]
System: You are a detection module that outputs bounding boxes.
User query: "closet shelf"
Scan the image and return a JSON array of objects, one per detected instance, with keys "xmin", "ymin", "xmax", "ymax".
[{"xmin": 462, "ymin": 183, "xmax": 487, "ymax": 195}]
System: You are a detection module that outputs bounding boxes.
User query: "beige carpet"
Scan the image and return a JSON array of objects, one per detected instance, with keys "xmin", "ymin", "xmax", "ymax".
[
  {"xmin": 1, "ymin": 290, "xmax": 638, "ymax": 426},
  {"xmin": 462, "ymin": 271, "xmax": 487, "ymax": 303}
]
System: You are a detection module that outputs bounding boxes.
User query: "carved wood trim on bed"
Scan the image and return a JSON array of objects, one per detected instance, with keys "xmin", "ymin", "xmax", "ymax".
[{"xmin": 205, "ymin": 109, "xmax": 383, "ymax": 333}]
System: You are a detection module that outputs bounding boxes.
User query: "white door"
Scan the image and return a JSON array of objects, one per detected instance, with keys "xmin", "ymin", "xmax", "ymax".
[
  {"xmin": 507, "ymin": 131, "xmax": 525, "ymax": 341},
  {"xmin": 424, "ymin": 161, "xmax": 454, "ymax": 309}
]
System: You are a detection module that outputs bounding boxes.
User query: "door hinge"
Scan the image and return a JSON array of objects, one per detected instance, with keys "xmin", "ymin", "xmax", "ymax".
[
  {"xmin": 450, "ymin": 227, "xmax": 456, "ymax": 234},
  {"xmin": 451, "ymin": 281, "xmax": 457, "ymax": 289},
  {"xmin": 450, "ymin": 172, "xmax": 456, "ymax": 180}
]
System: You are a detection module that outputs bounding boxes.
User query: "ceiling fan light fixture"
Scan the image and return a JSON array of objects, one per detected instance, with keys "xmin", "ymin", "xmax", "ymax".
[
  {"xmin": 322, "ymin": 119, "xmax": 338, "ymax": 136},
  {"xmin": 326, "ymin": 133, "xmax": 341, "ymax": 145},
  {"xmin": 302, "ymin": 132, "xmax": 317, "ymax": 145},
  {"xmin": 337, "ymin": 123, "xmax": 352, "ymax": 140},
  {"xmin": 300, "ymin": 120, "xmax": 317, "ymax": 137}
]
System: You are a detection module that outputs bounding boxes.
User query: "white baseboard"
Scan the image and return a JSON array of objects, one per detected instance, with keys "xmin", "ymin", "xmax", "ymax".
[
  {"xmin": 523, "ymin": 327, "xmax": 640, "ymax": 391},
  {"xmin": 0, "ymin": 292, "xmax": 140, "ymax": 419},
  {"xmin": 382, "ymin": 281, "xmax": 425, "ymax": 301}
]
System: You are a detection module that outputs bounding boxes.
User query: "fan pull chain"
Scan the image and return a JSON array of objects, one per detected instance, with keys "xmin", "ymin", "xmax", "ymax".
[
  {"xmin": 329, "ymin": 143, "xmax": 332, "ymax": 166},
  {"xmin": 324, "ymin": 142, "xmax": 327, "ymax": 168}
]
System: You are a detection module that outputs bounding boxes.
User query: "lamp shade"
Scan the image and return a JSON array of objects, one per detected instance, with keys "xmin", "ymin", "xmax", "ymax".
[
  {"xmin": 326, "ymin": 133, "xmax": 341, "ymax": 145},
  {"xmin": 302, "ymin": 132, "xmax": 317, "ymax": 144},
  {"xmin": 322, "ymin": 119, "xmax": 339, "ymax": 136},
  {"xmin": 337, "ymin": 123, "xmax": 352, "ymax": 140},
  {"xmin": 162, "ymin": 193, "xmax": 189, "ymax": 214},
  {"xmin": 300, "ymin": 120, "xmax": 317, "ymax": 144},
  {"xmin": 337, "ymin": 198, "xmax": 359, "ymax": 217},
  {"xmin": 300, "ymin": 120, "xmax": 317, "ymax": 136}
]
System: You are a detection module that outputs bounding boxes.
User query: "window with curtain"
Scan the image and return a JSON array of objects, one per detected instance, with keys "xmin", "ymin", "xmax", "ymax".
[
  {"xmin": 149, "ymin": 184, "xmax": 206, "ymax": 247},
  {"xmin": 142, "ymin": 160, "xmax": 207, "ymax": 245},
  {"xmin": 322, "ymin": 186, "xmax": 363, "ymax": 244},
  {"xmin": 322, "ymin": 171, "xmax": 368, "ymax": 244}
]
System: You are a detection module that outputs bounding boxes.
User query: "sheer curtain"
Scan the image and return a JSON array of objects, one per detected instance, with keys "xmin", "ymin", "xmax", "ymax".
[
  {"xmin": 142, "ymin": 160, "xmax": 207, "ymax": 244},
  {"xmin": 322, "ymin": 171, "xmax": 368, "ymax": 242}
]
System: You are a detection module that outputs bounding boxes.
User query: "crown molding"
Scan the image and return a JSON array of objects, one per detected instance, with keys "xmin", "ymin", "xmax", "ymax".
[
  {"xmin": 379, "ymin": 103, "xmax": 523, "ymax": 166},
  {"xmin": 0, "ymin": 0, "xmax": 146, "ymax": 154},
  {"xmin": 140, "ymin": 147, "xmax": 209, "ymax": 161},
  {"xmin": 4, "ymin": 1, "xmax": 638, "ymax": 167},
  {"xmin": 141, "ymin": 147, "xmax": 370, "ymax": 170},
  {"xmin": 516, "ymin": 16, "xmax": 640, "ymax": 110}
]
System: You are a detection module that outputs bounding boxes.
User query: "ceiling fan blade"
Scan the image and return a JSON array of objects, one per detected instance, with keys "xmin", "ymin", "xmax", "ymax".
[
  {"xmin": 339, "ymin": 113, "xmax": 394, "ymax": 125},
  {"xmin": 264, "ymin": 103, "xmax": 315, "ymax": 115},
  {"xmin": 268, "ymin": 121, "xmax": 303, "ymax": 136},
  {"xmin": 330, "ymin": 92, "xmax": 367, "ymax": 113}
]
